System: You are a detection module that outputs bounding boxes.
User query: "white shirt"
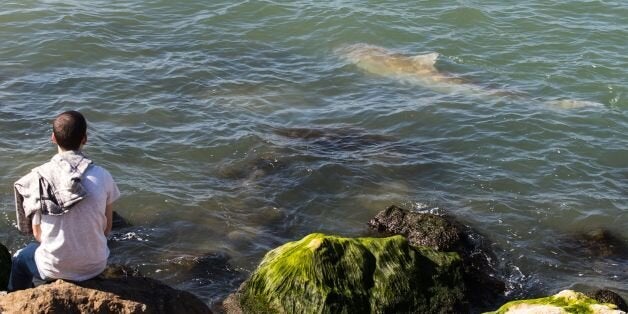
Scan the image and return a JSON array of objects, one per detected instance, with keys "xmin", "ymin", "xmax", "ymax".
[{"xmin": 34, "ymin": 164, "xmax": 120, "ymax": 281}]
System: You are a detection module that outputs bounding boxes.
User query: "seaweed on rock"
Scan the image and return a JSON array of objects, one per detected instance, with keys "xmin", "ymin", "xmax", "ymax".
[
  {"xmin": 232, "ymin": 233, "xmax": 467, "ymax": 313},
  {"xmin": 368, "ymin": 205, "xmax": 508, "ymax": 311},
  {"xmin": 487, "ymin": 290, "xmax": 625, "ymax": 314}
]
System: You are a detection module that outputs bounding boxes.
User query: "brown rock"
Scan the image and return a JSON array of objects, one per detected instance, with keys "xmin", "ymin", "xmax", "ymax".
[
  {"xmin": 0, "ymin": 271, "xmax": 210, "ymax": 314},
  {"xmin": 221, "ymin": 293, "xmax": 243, "ymax": 314}
]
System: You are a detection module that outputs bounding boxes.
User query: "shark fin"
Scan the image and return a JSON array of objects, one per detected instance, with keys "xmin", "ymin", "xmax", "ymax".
[{"xmin": 411, "ymin": 52, "xmax": 439, "ymax": 69}]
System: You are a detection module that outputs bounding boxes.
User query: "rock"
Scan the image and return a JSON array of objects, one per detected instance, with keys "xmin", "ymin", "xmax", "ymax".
[
  {"xmin": 112, "ymin": 211, "xmax": 131, "ymax": 229},
  {"xmin": 165, "ymin": 252, "xmax": 231, "ymax": 279},
  {"xmin": 588, "ymin": 289, "xmax": 628, "ymax": 312},
  {"xmin": 218, "ymin": 155, "xmax": 287, "ymax": 181},
  {"xmin": 486, "ymin": 289, "xmax": 626, "ymax": 314},
  {"xmin": 100, "ymin": 264, "xmax": 143, "ymax": 278},
  {"xmin": 0, "ymin": 266, "xmax": 210, "ymax": 314},
  {"xmin": 224, "ymin": 233, "xmax": 467, "ymax": 313},
  {"xmin": 0, "ymin": 243, "xmax": 10, "ymax": 291},
  {"xmin": 162, "ymin": 251, "xmax": 243, "ymax": 291},
  {"xmin": 368, "ymin": 205, "xmax": 507, "ymax": 311},
  {"xmin": 368, "ymin": 205, "xmax": 462, "ymax": 251},
  {"xmin": 573, "ymin": 229, "xmax": 628, "ymax": 259}
]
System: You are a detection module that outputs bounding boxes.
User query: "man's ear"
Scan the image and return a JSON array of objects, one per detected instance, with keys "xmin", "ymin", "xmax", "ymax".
[{"xmin": 51, "ymin": 132, "xmax": 57, "ymax": 144}]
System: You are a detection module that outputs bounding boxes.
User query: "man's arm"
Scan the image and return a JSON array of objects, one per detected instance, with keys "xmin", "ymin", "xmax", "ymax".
[
  {"xmin": 33, "ymin": 223, "xmax": 42, "ymax": 242},
  {"xmin": 104, "ymin": 204, "xmax": 113, "ymax": 236}
]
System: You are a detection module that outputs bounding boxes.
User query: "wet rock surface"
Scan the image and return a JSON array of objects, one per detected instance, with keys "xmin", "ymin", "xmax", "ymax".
[
  {"xmin": 0, "ymin": 265, "xmax": 210, "ymax": 314},
  {"xmin": 368, "ymin": 205, "xmax": 507, "ymax": 311},
  {"xmin": 165, "ymin": 251, "xmax": 232, "ymax": 282},
  {"xmin": 587, "ymin": 289, "xmax": 628, "ymax": 312},
  {"xmin": 161, "ymin": 250, "xmax": 245, "ymax": 299},
  {"xmin": 368, "ymin": 205, "xmax": 463, "ymax": 251}
]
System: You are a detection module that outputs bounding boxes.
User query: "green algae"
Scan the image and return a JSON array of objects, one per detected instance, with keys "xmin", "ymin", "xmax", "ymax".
[
  {"xmin": 237, "ymin": 233, "xmax": 466, "ymax": 313},
  {"xmin": 486, "ymin": 290, "xmax": 621, "ymax": 314}
]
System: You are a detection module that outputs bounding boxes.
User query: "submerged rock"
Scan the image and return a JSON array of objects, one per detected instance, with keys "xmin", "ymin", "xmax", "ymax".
[
  {"xmin": 0, "ymin": 243, "xmax": 10, "ymax": 291},
  {"xmin": 224, "ymin": 233, "xmax": 467, "ymax": 313},
  {"xmin": 0, "ymin": 265, "xmax": 210, "ymax": 314},
  {"xmin": 368, "ymin": 205, "xmax": 507, "ymax": 311},
  {"xmin": 218, "ymin": 156, "xmax": 287, "ymax": 182},
  {"xmin": 273, "ymin": 126, "xmax": 393, "ymax": 151},
  {"xmin": 163, "ymin": 251, "xmax": 244, "ymax": 289},
  {"xmin": 572, "ymin": 228, "xmax": 628, "ymax": 259},
  {"xmin": 486, "ymin": 290, "xmax": 626, "ymax": 314},
  {"xmin": 165, "ymin": 251, "xmax": 232, "ymax": 280},
  {"xmin": 112, "ymin": 210, "xmax": 132, "ymax": 229}
]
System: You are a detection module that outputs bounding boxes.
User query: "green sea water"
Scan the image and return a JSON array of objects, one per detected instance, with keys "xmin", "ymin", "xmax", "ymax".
[{"xmin": 1, "ymin": 0, "xmax": 626, "ymax": 308}]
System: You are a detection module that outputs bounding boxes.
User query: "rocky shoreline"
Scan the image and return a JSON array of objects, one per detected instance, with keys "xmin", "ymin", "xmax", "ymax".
[
  {"xmin": 1, "ymin": 206, "xmax": 626, "ymax": 313},
  {"xmin": 0, "ymin": 266, "xmax": 210, "ymax": 314}
]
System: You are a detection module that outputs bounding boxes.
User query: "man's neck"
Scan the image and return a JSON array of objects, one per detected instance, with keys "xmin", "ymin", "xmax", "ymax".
[{"xmin": 57, "ymin": 147, "xmax": 82, "ymax": 154}]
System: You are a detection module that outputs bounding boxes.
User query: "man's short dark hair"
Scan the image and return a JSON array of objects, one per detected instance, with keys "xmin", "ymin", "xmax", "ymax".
[{"xmin": 53, "ymin": 111, "xmax": 87, "ymax": 151}]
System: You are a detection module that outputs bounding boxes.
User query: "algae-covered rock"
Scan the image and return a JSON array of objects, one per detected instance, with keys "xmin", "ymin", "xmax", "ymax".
[
  {"xmin": 0, "ymin": 243, "xmax": 10, "ymax": 291},
  {"xmin": 486, "ymin": 290, "xmax": 626, "ymax": 314},
  {"xmin": 588, "ymin": 289, "xmax": 628, "ymax": 312},
  {"xmin": 228, "ymin": 233, "xmax": 467, "ymax": 313},
  {"xmin": 369, "ymin": 205, "xmax": 507, "ymax": 311}
]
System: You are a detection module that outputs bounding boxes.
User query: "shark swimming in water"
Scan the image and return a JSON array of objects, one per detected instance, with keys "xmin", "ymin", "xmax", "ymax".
[
  {"xmin": 339, "ymin": 44, "xmax": 489, "ymax": 95},
  {"xmin": 339, "ymin": 43, "xmax": 603, "ymax": 109}
]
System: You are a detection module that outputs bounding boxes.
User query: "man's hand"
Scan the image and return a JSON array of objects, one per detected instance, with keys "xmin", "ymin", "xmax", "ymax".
[{"xmin": 33, "ymin": 223, "xmax": 42, "ymax": 242}]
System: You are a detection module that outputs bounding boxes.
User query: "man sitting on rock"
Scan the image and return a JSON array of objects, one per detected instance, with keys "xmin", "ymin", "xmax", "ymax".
[{"xmin": 9, "ymin": 110, "xmax": 120, "ymax": 291}]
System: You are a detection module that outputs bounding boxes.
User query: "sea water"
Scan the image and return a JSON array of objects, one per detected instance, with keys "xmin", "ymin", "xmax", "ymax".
[{"xmin": 1, "ymin": 0, "xmax": 626, "ymax": 308}]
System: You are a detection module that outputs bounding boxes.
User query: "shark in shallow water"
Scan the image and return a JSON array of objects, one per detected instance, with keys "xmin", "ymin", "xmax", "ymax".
[
  {"xmin": 339, "ymin": 43, "xmax": 488, "ymax": 95},
  {"xmin": 339, "ymin": 43, "xmax": 603, "ymax": 109}
]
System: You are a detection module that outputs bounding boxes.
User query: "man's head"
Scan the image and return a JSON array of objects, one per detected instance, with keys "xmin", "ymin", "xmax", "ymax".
[{"xmin": 52, "ymin": 111, "xmax": 87, "ymax": 151}]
